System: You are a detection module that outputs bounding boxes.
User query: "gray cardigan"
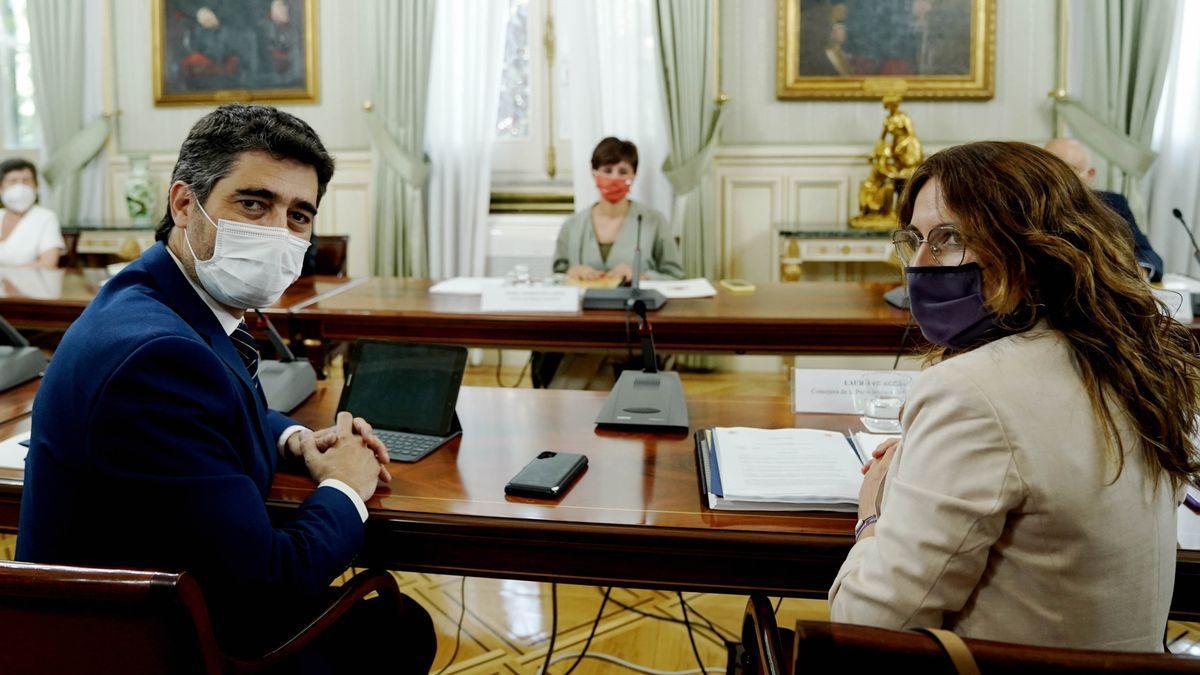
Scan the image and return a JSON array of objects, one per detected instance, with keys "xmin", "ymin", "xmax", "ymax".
[{"xmin": 552, "ymin": 201, "xmax": 684, "ymax": 280}]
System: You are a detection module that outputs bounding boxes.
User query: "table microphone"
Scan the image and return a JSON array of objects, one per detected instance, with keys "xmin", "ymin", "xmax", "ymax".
[
  {"xmin": 631, "ymin": 299, "xmax": 657, "ymax": 373},
  {"xmin": 1173, "ymin": 208, "xmax": 1200, "ymax": 270},
  {"xmin": 630, "ymin": 213, "xmax": 644, "ymax": 297}
]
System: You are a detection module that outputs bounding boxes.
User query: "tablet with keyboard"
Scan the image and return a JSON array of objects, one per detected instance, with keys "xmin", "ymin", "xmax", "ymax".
[{"xmin": 337, "ymin": 340, "xmax": 467, "ymax": 462}]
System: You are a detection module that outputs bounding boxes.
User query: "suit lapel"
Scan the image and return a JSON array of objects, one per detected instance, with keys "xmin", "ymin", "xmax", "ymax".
[{"xmin": 142, "ymin": 244, "xmax": 277, "ymax": 469}]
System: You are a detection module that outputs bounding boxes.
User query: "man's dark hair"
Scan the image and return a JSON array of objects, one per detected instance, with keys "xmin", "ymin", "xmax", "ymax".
[
  {"xmin": 590, "ymin": 137, "xmax": 638, "ymax": 172},
  {"xmin": 0, "ymin": 158, "xmax": 38, "ymax": 187},
  {"xmin": 155, "ymin": 104, "xmax": 335, "ymax": 242}
]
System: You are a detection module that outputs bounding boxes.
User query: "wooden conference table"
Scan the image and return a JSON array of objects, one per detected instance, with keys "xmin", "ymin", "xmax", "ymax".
[
  {"xmin": 0, "ymin": 268, "xmax": 920, "ymax": 353},
  {"xmin": 1, "ymin": 378, "xmax": 1200, "ymax": 619},
  {"xmin": 285, "ymin": 278, "xmax": 917, "ymax": 354},
  {"xmin": 6, "ymin": 269, "xmax": 1200, "ymax": 356},
  {"xmin": 0, "ymin": 266, "xmax": 355, "ymax": 334}
]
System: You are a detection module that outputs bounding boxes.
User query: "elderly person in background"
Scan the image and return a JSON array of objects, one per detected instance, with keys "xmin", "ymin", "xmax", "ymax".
[
  {"xmin": 1044, "ymin": 138, "xmax": 1162, "ymax": 281},
  {"xmin": 0, "ymin": 159, "xmax": 65, "ymax": 269}
]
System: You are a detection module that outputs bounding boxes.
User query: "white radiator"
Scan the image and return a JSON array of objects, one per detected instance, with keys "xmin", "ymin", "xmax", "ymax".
[{"xmin": 485, "ymin": 214, "xmax": 565, "ymax": 278}]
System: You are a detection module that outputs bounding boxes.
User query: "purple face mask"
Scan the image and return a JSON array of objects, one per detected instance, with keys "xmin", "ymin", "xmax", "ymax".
[{"xmin": 905, "ymin": 262, "xmax": 1007, "ymax": 349}]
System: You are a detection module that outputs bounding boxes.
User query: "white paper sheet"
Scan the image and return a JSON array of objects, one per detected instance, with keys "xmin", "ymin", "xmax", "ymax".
[
  {"xmin": 851, "ymin": 432, "xmax": 901, "ymax": 463},
  {"xmin": 0, "ymin": 431, "xmax": 31, "ymax": 470},
  {"xmin": 639, "ymin": 278, "xmax": 717, "ymax": 299},
  {"xmin": 429, "ymin": 277, "xmax": 507, "ymax": 295},
  {"xmin": 480, "ymin": 286, "xmax": 581, "ymax": 313},
  {"xmin": 712, "ymin": 427, "xmax": 860, "ymax": 503}
]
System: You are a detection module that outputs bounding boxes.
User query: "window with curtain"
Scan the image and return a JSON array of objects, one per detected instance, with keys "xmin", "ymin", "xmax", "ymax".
[
  {"xmin": 491, "ymin": 0, "xmax": 572, "ymax": 189},
  {"xmin": 0, "ymin": 0, "xmax": 37, "ymax": 150}
]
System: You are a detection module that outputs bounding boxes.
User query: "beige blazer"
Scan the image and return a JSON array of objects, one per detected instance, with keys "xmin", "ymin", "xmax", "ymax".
[{"xmin": 829, "ymin": 325, "xmax": 1178, "ymax": 652}]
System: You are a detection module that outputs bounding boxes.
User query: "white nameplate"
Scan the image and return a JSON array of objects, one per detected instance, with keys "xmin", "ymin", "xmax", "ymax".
[
  {"xmin": 792, "ymin": 368, "xmax": 914, "ymax": 415},
  {"xmin": 480, "ymin": 286, "xmax": 581, "ymax": 313}
]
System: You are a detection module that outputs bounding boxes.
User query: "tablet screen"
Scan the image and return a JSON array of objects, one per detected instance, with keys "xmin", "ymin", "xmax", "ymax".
[{"xmin": 340, "ymin": 342, "xmax": 465, "ymax": 436}]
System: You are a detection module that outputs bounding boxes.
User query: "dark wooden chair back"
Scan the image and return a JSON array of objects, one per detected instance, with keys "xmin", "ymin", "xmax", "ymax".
[
  {"xmin": 0, "ymin": 560, "xmax": 220, "ymax": 675},
  {"xmin": 0, "ymin": 560, "xmax": 404, "ymax": 674},
  {"xmin": 741, "ymin": 596, "xmax": 1200, "ymax": 674},
  {"xmin": 314, "ymin": 234, "xmax": 349, "ymax": 277}
]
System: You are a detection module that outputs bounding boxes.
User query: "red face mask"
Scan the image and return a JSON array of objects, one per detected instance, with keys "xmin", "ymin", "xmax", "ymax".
[{"xmin": 595, "ymin": 174, "xmax": 632, "ymax": 203}]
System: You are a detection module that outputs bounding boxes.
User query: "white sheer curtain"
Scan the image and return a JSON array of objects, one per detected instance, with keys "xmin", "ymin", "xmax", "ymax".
[
  {"xmin": 557, "ymin": 0, "xmax": 673, "ymax": 220},
  {"xmin": 77, "ymin": 0, "xmax": 105, "ymax": 222},
  {"xmin": 424, "ymin": 0, "xmax": 508, "ymax": 278},
  {"xmin": 1145, "ymin": 0, "xmax": 1200, "ymax": 275}
]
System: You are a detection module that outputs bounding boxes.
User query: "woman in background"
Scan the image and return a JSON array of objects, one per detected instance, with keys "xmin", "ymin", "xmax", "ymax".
[
  {"xmin": 0, "ymin": 159, "xmax": 65, "ymax": 269},
  {"xmin": 830, "ymin": 141, "xmax": 1197, "ymax": 651},
  {"xmin": 552, "ymin": 137, "xmax": 683, "ymax": 282},
  {"xmin": 535, "ymin": 138, "xmax": 683, "ymax": 389}
]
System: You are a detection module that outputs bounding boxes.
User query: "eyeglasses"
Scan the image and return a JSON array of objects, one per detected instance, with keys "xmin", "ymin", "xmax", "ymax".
[{"xmin": 891, "ymin": 225, "xmax": 967, "ymax": 267}]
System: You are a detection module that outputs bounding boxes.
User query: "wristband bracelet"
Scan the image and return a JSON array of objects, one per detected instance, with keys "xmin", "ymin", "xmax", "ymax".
[{"xmin": 854, "ymin": 514, "xmax": 878, "ymax": 540}]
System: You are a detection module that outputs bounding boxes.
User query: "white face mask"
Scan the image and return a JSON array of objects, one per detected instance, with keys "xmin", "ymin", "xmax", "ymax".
[
  {"xmin": 1, "ymin": 184, "xmax": 36, "ymax": 214},
  {"xmin": 185, "ymin": 197, "xmax": 311, "ymax": 310}
]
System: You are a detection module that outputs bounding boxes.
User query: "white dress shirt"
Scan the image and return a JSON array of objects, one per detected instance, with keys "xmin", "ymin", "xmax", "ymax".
[
  {"xmin": 0, "ymin": 205, "xmax": 66, "ymax": 267},
  {"xmin": 165, "ymin": 247, "xmax": 368, "ymax": 522}
]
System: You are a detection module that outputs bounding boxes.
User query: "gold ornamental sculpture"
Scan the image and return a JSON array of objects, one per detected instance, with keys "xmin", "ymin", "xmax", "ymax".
[{"xmin": 850, "ymin": 95, "xmax": 923, "ymax": 231}]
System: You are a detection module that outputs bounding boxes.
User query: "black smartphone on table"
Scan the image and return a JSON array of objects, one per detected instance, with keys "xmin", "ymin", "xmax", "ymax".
[{"xmin": 504, "ymin": 451, "xmax": 588, "ymax": 499}]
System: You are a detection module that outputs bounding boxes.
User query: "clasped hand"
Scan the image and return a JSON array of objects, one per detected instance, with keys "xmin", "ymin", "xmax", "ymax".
[
  {"xmin": 567, "ymin": 263, "xmax": 637, "ymax": 282},
  {"xmin": 856, "ymin": 437, "xmax": 900, "ymax": 538},
  {"xmin": 285, "ymin": 412, "xmax": 391, "ymax": 501}
]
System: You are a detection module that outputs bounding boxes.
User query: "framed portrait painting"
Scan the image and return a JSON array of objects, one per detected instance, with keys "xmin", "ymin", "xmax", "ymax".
[
  {"xmin": 776, "ymin": 0, "xmax": 995, "ymax": 100},
  {"xmin": 152, "ymin": 0, "xmax": 318, "ymax": 106}
]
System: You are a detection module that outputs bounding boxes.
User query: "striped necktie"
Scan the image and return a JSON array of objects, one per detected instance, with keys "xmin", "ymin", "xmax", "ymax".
[{"xmin": 230, "ymin": 321, "xmax": 260, "ymax": 381}]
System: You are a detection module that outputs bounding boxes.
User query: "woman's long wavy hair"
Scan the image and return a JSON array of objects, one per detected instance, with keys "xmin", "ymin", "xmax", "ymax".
[{"xmin": 897, "ymin": 141, "xmax": 1200, "ymax": 488}]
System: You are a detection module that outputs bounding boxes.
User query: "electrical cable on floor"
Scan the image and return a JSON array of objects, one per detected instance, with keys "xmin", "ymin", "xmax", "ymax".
[
  {"xmin": 543, "ymin": 651, "xmax": 724, "ymax": 674},
  {"xmin": 432, "ymin": 576, "xmax": 467, "ymax": 675},
  {"xmin": 600, "ymin": 590, "xmax": 729, "ymax": 644},
  {"xmin": 495, "ymin": 350, "xmax": 532, "ymax": 388},
  {"xmin": 537, "ymin": 583, "xmax": 559, "ymax": 675},
  {"xmin": 562, "ymin": 586, "xmax": 612, "ymax": 675},
  {"xmin": 678, "ymin": 592, "xmax": 709, "ymax": 674},
  {"xmin": 678, "ymin": 596, "xmax": 738, "ymax": 643},
  {"xmin": 773, "ymin": 597, "xmax": 783, "ymax": 615}
]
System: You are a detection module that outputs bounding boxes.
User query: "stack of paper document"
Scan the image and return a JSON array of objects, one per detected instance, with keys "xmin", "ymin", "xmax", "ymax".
[
  {"xmin": 696, "ymin": 427, "xmax": 867, "ymax": 512},
  {"xmin": 639, "ymin": 278, "xmax": 717, "ymax": 299}
]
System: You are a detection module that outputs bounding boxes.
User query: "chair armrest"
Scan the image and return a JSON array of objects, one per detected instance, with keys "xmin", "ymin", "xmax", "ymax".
[
  {"xmin": 741, "ymin": 594, "xmax": 787, "ymax": 675},
  {"xmin": 231, "ymin": 569, "xmax": 402, "ymax": 672}
]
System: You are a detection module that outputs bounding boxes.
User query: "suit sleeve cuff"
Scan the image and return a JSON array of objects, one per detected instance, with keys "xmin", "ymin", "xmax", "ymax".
[
  {"xmin": 318, "ymin": 479, "xmax": 369, "ymax": 522},
  {"xmin": 277, "ymin": 424, "xmax": 309, "ymax": 457}
]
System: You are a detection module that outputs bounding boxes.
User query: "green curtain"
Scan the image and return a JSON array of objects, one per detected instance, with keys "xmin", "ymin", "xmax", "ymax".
[
  {"xmin": 654, "ymin": 0, "xmax": 725, "ymax": 281},
  {"xmin": 366, "ymin": 0, "xmax": 436, "ymax": 277},
  {"xmin": 655, "ymin": 0, "xmax": 723, "ymax": 371},
  {"xmin": 27, "ymin": 0, "xmax": 110, "ymax": 223},
  {"xmin": 1054, "ymin": 0, "xmax": 1175, "ymax": 226}
]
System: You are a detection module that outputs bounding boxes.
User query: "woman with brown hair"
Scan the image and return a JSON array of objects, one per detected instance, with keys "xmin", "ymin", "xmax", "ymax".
[
  {"xmin": 552, "ymin": 137, "xmax": 683, "ymax": 282},
  {"xmin": 829, "ymin": 141, "xmax": 1200, "ymax": 651}
]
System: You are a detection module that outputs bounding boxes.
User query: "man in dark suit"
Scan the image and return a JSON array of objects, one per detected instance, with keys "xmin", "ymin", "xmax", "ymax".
[
  {"xmin": 17, "ymin": 104, "xmax": 435, "ymax": 672},
  {"xmin": 1045, "ymin": 138, "xmax": 1164, "ymax": 281}
]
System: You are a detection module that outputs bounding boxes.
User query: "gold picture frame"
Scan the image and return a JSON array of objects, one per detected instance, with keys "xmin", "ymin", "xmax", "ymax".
[
  {"xmin": 776, "ymin": 0, "xmax": 994, "ymax": 100},
  {"xmin": 152, "ymin": 0, "xmax": 319, "ymax": 106}
]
